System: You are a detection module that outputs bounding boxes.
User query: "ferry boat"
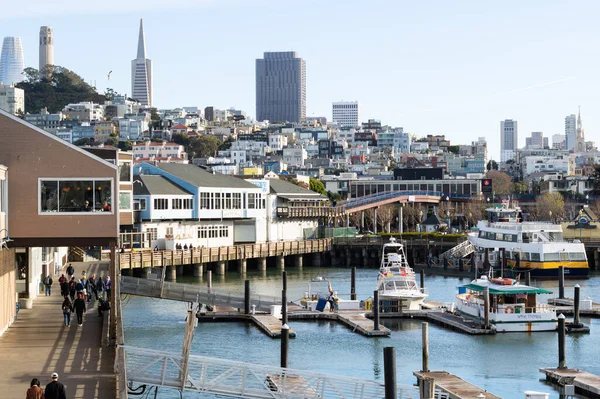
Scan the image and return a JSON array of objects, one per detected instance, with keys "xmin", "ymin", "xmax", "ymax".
[
  {"xmin": 376, "ymin": 237, "xmax": 428, "ymax": 310},
  {"xmin": 455, "ymin": 271, "xmax": 557, "ymax": 332},
  {"xmin": 469, "ymin": 204, "xmax": 589, "ymax": 278}
]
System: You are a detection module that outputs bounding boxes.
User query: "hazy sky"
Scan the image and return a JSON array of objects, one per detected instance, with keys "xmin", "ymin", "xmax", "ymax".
[{"xmin": 1, "ymin": 0, "xmax": 598, "ymax": 160}]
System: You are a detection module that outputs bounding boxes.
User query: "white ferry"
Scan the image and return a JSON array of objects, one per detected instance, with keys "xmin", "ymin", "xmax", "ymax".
[
  {"xmin": 469, "ymin": 204, "xmax": 589, "ymax": 278},
  {"xmin": 376, "ymin": 237, "xmax": 428, "ymax": 310},
  {"xmin": 456, "ymin": 272, "xmax": 557, "ymax": 332}
]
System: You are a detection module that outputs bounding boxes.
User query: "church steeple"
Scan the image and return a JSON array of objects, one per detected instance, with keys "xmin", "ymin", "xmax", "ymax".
[
  {"xmin": 574, "ymin": 106, "xmax": 586, "ymax": 152},
  {"xmin": 576, "ymin": 106, "xmax": 584, "ymax": 139},
  {"xmin": 137, "ymin": 19, "xmax": 146, "ymax": 60}
]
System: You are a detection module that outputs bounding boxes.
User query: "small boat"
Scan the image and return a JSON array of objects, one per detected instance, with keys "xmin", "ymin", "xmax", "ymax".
[
  {"xmin": 455, "ymin": 269, "xmax": 557, "ymax": 332},
  {"xmin": 376, "ymin": 237, "xmax": 428, "ymax": 310},
  {"xmin": 299, "ymin": 277, "xmax": 361, "ymax": 311}
]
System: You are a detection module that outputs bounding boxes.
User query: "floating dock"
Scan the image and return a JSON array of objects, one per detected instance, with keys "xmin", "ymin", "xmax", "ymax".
[
  {"xmin": 414, "ymin": 370, "xmax": 501, "ymax": 399},
  {"xmin": 196, "ymin": 310, "xmax": 296, "ymax": 338},
  {"xmin": 540, "ymin": 367, "xmax": 600, "ymax": 398},
  {"xmin": 289, "ymin": 311, "xmax": 391, "ymax": 337},
  {"xmin": 250, "ymin": 314, "xmax": 296, "ymax": 338},
  {"xmin": 548, "ymin": 297, "xmax": 600, "ymax": 318}
]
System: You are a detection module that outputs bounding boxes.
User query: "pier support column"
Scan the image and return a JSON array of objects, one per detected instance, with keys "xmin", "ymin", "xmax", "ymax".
[
  {"xmin": 346, "ymin": 249, "xmax": 352, "ymax": 267},
  {"xmin": 238, "ymin": 259, "xmax": 247, "ymax": 274},
  {"xmin": 257, "ymin": 257, "xmax": 267, "ymax": 271},
  {"xmin": 383, "ymin": 347, "xmax": 397, "ymax": 399},
  {"xmin": 595, "ymin": 250, "xmax": 599, "ymax": 270},
  {"xmin": 216, "ymin": 261, "xmax": 226, "ymax": 276},
  {"xmin": 574, "ymin": 284, "xmax": 581, "ymax": 327},
  {"xmin": 141, "ymin": 267, "xmax": 151, "ymax": 279},
  {"xmin": 176, "ymin": 265, "xmax": 184, "ymax": 276},
  {"xmin": 312, "ymin": 253, "xmax": 322, "ymax": 267},
  {"xmin": 559, "ymin": 266, "xmax": 565, "ymax": 299},
  {"xmin": 166, "ymin": 266, "xmax": 177, "ymax": 281},
  {"xmin": 151, "ymin": 267, "xmax": 162, "ymax": 277},
  {"xmin": 558, "ymin": 314, "xmax": 567, "ymax": 369},
  {"xmin": 276, "ymin": 255, "xmax": 285, "ymax": 270},
  {"xmin": 294, "ymin": 255, "xmax": 303, "ymax": 269},
  {"xmin": 193, "ymin": 264, "xmax": 203, "ymax": 277}
]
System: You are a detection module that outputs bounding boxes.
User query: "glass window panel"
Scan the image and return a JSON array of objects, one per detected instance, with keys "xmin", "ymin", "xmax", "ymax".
[
  {"xmin": 94, "ymin": 180, "xmax": 112, "ymax": 211},
  {"xmin": 119, "ymin": 162, "xmax": 131, "ymax": 182},
  {"xmin": 41, "ymin": 180, "xmax": 58, "ymax": 212},
  {"xmin": 119, "ymin": 192, "xmax": 131, "ymax": 210},
  {"xmin": 58, "ymin": 180, "xmax": 93, "ymax": 212}
]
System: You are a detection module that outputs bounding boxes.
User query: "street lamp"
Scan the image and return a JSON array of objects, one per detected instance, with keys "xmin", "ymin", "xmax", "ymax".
[
  {"xmin": 586, "ymin": 194, "xmax": 590, "ymax": 205},
  {"xmin": 445, "ymin": 196, "xmax": 450, "ymax": 232},
  {"xmin": 419, "ymin": 210, "xmax": 424, "ymax": 238},
  {"xmin": 468, "ymin": 212, "xmax": 473, "ymax": 230},
  {"xmin": 549, "ymin": 210, "xmax": 552, "ymax": 224},
  {"xmin": 579, "ymin": 209, "xmax": 584, "ymax": 241}
]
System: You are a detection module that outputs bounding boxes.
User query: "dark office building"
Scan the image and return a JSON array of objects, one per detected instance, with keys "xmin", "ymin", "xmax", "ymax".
[
  {"xmin": 256, "ymin": 51, "xmax": 306, "ymax": 123},
  {"xmin": 204, "ymin": 106, "xmax": 214, "ymax": 122}
]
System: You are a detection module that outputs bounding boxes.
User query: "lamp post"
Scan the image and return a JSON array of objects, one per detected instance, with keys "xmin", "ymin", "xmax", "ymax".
[
  {"xmin": 549, "ymin": 210, "xmax": 552, "ymax": 224},
  {"xmin": 445, "ymin": 196, "xmax": 450, "ymax": 233},
  {"xmin": 586, "ymin": 194, "xmax": 589, "ymax": 205},
  {"xmin": 419, "ymin": 210, "xmax": 424, "ymax": 238},
  {"xmin": 468, "ymin": 212, "xmax": 473, "ymax": 230},
  {"xmin": 579, "ymin": 209, "xmax": 584, "ymax": 241}
]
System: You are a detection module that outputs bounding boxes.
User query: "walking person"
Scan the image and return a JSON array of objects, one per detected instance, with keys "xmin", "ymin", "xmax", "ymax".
[
  {"xmin": 60, "ymin": 278, "xmax": 69, "ymax": 299},
  {"xmin": 85, "ymin": 277, "xmax": 94, "ymax": 303},
  {"xmin": 68, "ymin": 277, "xmax": 76, "ymax": 301},
  {"xmin": 96, "ymin": 276, "xmax": 105, "ymax": 300},
  {"xmin": 26, "ymin": 378, "xmax": 44, "ymax": 399},
  {"xmin": 62, "ymin": 297, "xmax": 73, "ymax": 327},
  {"xmin": 89, "ymin": 273, "xmax": 98, "ymax": 300},
  {"xmin": 73, "ymin": 292, "xmax": 86, "ymax": 327},
  {"xmin": 105, "ymin": 276, "xmax": 111, "ymax": 301},
  {"xmin": 66, "ymin": 263, "xmax": 75, "ymax": 280},
  {"xmin": 45, "ymin": 372, "xmax": 67, "ymax": 399},
  {"xmin": 44, "ymin": 274, "xmax": 53, "ymax": 296},
  {"xmin": 58, "ymin": 274, "xmax": 66, "ymax": 285}
]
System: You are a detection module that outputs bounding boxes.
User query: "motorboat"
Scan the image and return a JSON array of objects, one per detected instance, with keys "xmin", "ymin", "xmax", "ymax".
[
  {"xmin": 376, "ymin": 237, "xmax": 428, "ymax": 310},
  {"xmin": 455, "ymin": 270, "xmax": 557, "ymax": 332}
]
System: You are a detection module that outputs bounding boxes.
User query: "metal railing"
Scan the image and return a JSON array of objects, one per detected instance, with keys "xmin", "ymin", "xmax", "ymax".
[
  {"xmin": 439, "ymin": 240, "xmax": 474, "ymax": 261},
  {"xmin": 124, "ymin": 346, "xmax": 419, "ymax": 399},
  {"xmin": 120, "ymin": 276, "xmax": 280, "ymax": 311}
]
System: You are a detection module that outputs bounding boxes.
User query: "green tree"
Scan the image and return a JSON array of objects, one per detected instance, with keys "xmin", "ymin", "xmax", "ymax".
[
  {"xmin": 592, "ymin": 165, "xmax": 600, "ymax": 195},
  {"xmin": 486, "ymin": 170, "xmax": 512, "ymax": 195},
  {"xmin": 172, "ymin": 133, "xmax": 191, "ymax": 147},
  {"xmin": 514, "ymin": 181, "xmax": 529, "ymax": 194},
  {"xmin": 309, "ymin": 178, "xmax": 327, "ymax": 195},
  {"xmin": 74, "ymin": 138, "xmax": 93, "ymax": 146},
  {"xmin": 532, "ymin": 192, "xmax": 565, "ymax": 221},
  {"xmin": 487, "ymin": 159, "xmax": 499, "ymax": 171},
  {"xmin": 188, "ymin": 135, "xmax": 222, "ymax": 158},
  {"xmin": 118, "ymin": 141, "xmax": 133, "ymax": 151}
]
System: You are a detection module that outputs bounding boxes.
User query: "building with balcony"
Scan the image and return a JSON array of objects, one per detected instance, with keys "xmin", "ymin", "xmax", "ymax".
[
  {"xmin": 0, "ymin": 84, "xmax": 24, "ymax": 115},
  {"xmin": 24, "ymin": 108, "xmax": 65, "ymax": 132},
  {"xmin": 62, "ymin": 102, "xmax": 104, "ymax": 122}
]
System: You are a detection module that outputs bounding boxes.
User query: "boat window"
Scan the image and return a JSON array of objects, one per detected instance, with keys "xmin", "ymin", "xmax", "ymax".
[
  {"xmin": 522, "ymin": 233, "xmax": 531, "ymax": 243},
  {"xmin": 495, "ymin": 233, "xmax": 503, "ymax": 241},
  {"xmin": 560, "ymin": 253, "xmax": 569, "ymax": 261},
  {"xmin": 503, "ymin": 234, "xmax": 513, "ymax": 242},
  {"xmin": 530, "ymin": 253, "xmax": 540, "ymax": 261},
  {"xmin": 569, "ymin": 252, "xmax": 587, "ymax": 261},
  {"xmin": 479, "ymin": 231, "xmax": 485, "ymax": 238},
  {"xmin": 522, "ymin": 253, "xmax": 530, "ymax": 261},
  {"xmin": 545, "ymin": 253, "xmax": 560, "ymax": 261}
]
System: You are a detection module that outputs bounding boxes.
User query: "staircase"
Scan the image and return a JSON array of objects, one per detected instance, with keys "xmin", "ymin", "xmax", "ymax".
[
  {"xmin": 439, "ymin": 240, "xmax": 474, "ymax": 262},
  {"xmin": 69, "ymin": 247, "xmax": 85, "ymax": 262}
]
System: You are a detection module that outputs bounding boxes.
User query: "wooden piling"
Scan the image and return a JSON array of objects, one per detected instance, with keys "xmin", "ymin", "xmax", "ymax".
[
  {"xmin": 281, "ymin": 324, "xmax": 289, "ymax": 368},
  {"xmin": 559, "ymin": 266, "xmax": 565, "ymax": 299},
  {"xmin": 483, "ymin": 286, "xmax": 490, "ymax": 329},
  {"xmin": 374, "ymin": 290, "xmax": 380, "ymax": 331},
  {"xmin": 351, "ymin": 267, "xmax": 357, "ymax": 300},
  {"xmin": 574, "ymin": 284, "xmax": 581, "ymax": 326},
  {"xmin": 207, "ymin": 270, "xmax": 212, "ymax": 292},
  {"xmin": 525, "ymin": 270, "xmax": 531, "ymax": 286},
  {"xmin": 244, "ymin": 280, "xmax": 250, "ymax": 315},
  {"xmin": 558, "ymin": 314, "xmax": 566, "ymax": 369},
  {"xmin": 420, "ymin": 269, "xmax": 425, "ymax": 290},
  {"xmin": 420, "ymin": 377, "xmax": 436, "ymax": 399},
  {"xmin": 383, "ymin": 347, "xmax": 397, "ymax": 399},
  {"xmin": 422, "ymin": 322, "xmax": 429, "ymax": 372},
  {"xmin": 282, "ymin": 271, "xmax": 288, "ymax": 325}
]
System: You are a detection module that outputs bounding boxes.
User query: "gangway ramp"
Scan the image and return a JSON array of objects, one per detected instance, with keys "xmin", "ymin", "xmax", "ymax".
[
  {"xmin": 120, "ymin": 276, "xmax": 280, "ymax": 312},
  {"xmin": 124, "ymin": 346, "xmax": 419, "ymax": 398}
]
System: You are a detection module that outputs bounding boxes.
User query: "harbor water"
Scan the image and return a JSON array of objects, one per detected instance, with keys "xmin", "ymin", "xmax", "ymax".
[{"xmin": 123, "ymin": 266, "xmax": 600, "ymax": 398}]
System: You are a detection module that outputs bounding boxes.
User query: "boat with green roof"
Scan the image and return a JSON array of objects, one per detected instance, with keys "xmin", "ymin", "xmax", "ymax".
[{"xmin": 455, "ymin": 271, "xmax": 557, "ymax": 332}]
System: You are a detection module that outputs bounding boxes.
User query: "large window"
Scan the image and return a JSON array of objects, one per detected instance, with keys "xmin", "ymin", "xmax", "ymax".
[
  {"xmin": 200, "ymin": 193, "xmax": 210, "ymax": 209},
  {"xmin": 119, "ymin": 162, "xmax": 131, "ymax": 182},
  {"xmin": 40, "ymin": 179, "xmax": 113, "ymax": 214},
  {"xmin": 233, "ymin": 193, "xmax": 241, "ymax": 209},
  {"xmin": 248, "ymin": 193, "xmax": 256, "ymax": 209},
  {"xmin": 154, "ymin": 198, "xmax": 168, "ymax": 210},
  {"xmin": 174, "ymin": 198, "xmax": 193, "ymax": 210},
  {"xmin": 134, "ymin": 198, "xmax": 146, "ymax": 211},
  {"xmin": 146, "ymin": 228, "xmax": 157, "ymax": 241},
  {"xmin": 119, "ymin": 192, "xmax": 132, "ymax": 210}
]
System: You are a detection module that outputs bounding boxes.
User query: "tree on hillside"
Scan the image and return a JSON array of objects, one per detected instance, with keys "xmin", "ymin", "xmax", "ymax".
[
  {"xmin": 188, "ymin": 135, "xmax": 222, "ymax": 158},
  {"xmin": 487, "ymin": 160, "xmax": 499, "ymax": 171},
  {"xmin": 486, "ymin": 170, "xmax": 512, "ymax": 195},
  {"xmin": 16, "ymin": 66, "xmax": 105, "ymax": 113},
  {"xmin": 514, "ymin": 181, "xmax": 529, "ymax": 194},
  {"xmin": 309, "ymin": 178, "xmax": 327, "ymax": 195},
  {"xmin": 532, "ymin": 192, "xmax": 565, "ymax": 221}
]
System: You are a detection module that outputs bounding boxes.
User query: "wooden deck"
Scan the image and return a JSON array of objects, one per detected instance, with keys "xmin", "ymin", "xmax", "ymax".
[
  {"xmin": 413, "ymin": 371, "xmax": 501, "ymax": 399},
  {"xmin": 196, "ymin": 311, "xmax": 296, "ymax": 338},
  {"xmin": 426, "ymin": 312, "xmax": 496, "ymax": 335},
  {"xmin": 289, "ymin": 311, "xmax": 391, "ymax": 337},
  {"xmin": 250, "ymin": 314, "xmax": 296, "ymax": 338},
  {"xmin": 548, "ymin": 297, "xmax": 600, "ymax": 317},
  {"xmin": 119, "ymin": 238, "xmax": 333, "ymax": 269},
  {"xmin": 540, "ymin": 367, "xmax": 600, "ymax": 398},
  {"xmin": 266, "ymin": 374, "xmax": 318, "ymax": 397}
]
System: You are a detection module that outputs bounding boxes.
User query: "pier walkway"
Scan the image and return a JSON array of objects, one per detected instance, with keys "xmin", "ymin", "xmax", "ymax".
[
  {"xmin": 124, "ymin": 345, "xmax": 420, "ymax": 398},
  {"xmin": 548, "ymin": 297, "xmax": 600, "ymax": 317},
  {"xmin": 0, "ymin": 262, "xmax": 115, "ymax": 399},
  {"xmin": 413, "ymin": 371, "xmax": 501, "ymax": 399},
  {"xmin": 540, "ymin": 367, "xmax": 600, "ymax": 398}
]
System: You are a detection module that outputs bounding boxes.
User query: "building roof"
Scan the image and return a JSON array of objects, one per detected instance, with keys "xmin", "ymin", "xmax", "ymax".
[
  {"xmin": 269, "ymin": 178, "xmax": 327, "ymax": 199},
  {"xmin": 171, "ymin": 124, "xmax": 188, "ymax": 130},
  {"xmin": 156, "ymin": 163, "xmax": 259, "ymax": 189},
  {"xmin": 133, "ymin": 174, "xmax": 193, "ymax": 196}
]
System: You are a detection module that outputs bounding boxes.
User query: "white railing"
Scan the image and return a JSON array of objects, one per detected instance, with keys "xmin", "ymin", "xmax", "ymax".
[
  {"xmin": 124, "ymin": 346, "xmax": 420, "ymax": 399},
  {"xmin": 120, "ymin": 276, "xmax": 281, "ymax": 311}
]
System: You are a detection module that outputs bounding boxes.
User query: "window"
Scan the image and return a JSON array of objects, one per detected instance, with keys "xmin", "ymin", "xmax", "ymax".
[
  {"xmin": 146, "ymin": 228, "xmax": 157, "ymax": 241},
  {"xmin": 233, "ymin": 193, "xmax": 241, "ymax": 209},
  {"xmin": 200, "ymin": 193, "xmax": 210, "ymax": 209},
  {"xmin": 198, "ymin": 226, "xmax": 207, "ymax": 238},
  {"xmin": 214, "ymin": 193, "xmax": 221, "ymax": 209},
  {"xmin": 173, "ymin": 199, "xmax": 182, "ymax": 209},
  {"xmin": 166, "ymin": 227, "xmax": 173, "ymax": 238},
  {"xmin": 119, "ymin": 162, "xmax": 131, "ymax": 182},
  {"xmin": 225, "ymin": 193, "xmax": 232, "ymax": 209},
  {"xmin": 119, "ymin": 192, "xmax": 132, "ymax": 210},
  {"xmin": 248, "ymin": 193, "xmax": 256, "ymax": 209},
  {"xmin": 40, "ymin": 179, "xmax": 112, "ymax": 214},
  {"xmin": 134, "ymin": 198, "xmax": 146, "ymax": 211},
  {"xmin": 183, "ymin": 199, "xmax": 193, "ymax": 209},
  {"xmin": 154, "ymin": 198, "xmax": 168, "ymax": 210}
]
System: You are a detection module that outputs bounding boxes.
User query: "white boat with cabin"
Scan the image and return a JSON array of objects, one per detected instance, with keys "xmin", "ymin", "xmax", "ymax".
[
  {"xmin": 455, "ymin": 271, "xmax": 557, "ymax": 332},
  {"xmin": 376, "ymin": 237, "xmax": 428, "ymax": 310}
]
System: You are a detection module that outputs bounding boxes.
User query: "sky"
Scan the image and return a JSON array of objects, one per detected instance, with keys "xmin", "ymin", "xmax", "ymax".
[{"xmin": 1, "ymin": 0, "xmax": 599, "ymax": 160}]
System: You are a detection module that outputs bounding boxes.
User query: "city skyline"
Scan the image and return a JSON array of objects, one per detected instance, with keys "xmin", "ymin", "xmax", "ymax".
[{"xmin": 0, "ymin": 0, "xmax": 599, "ymax": 160}]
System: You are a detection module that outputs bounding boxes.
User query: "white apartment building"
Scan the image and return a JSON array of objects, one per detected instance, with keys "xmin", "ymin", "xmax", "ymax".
[
  {"xmin": 283, "ymin": 146, "xmax": 308, "ymax": 167},
  {"xmin": 500, "ymin": 119, "xmax": 518, "ymax": 162},
  {"xmin": 0, "ymin": 84, "xmax": 24, "ymax": 115},
  {"xmin": 118, "ymin": 117, "xmax": 150, "ymax": 140},
  {"xmin": 552, "ymin": 134, "xmax": 566, "ymax": 150},
  {"xmin": 332, "ymin": 101, "xmax": 359, "ymax": 127},
  {"xmin": 565, "ymin": 114, "xmax": 576, "ymax": 151},
  {"xmin": 62, "ymin": 102, "xmax": 104, "ymax": 122},
  {"xmin": 523, "ymin": 155, "xmax": 574, "ymax": 176},
  {"xmin": 268, "ymin": 134, "xmax": 288, "ymax": 151},
  {"xmin": 133, "ymin": 141, "xmax": 187, "ymax": 161}
]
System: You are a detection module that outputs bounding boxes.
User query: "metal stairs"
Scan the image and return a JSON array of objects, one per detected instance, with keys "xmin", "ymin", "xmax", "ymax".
[{"xmin": 439, "ymin": 240, "xmax": 474, "ymax": 262}]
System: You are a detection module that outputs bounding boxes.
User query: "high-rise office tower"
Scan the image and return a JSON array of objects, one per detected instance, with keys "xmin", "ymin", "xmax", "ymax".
[
  {"xmin": 332, "ymin": 101, "xmax": 359, "ymax": 127},
  {"xmin": 565, "ymin": 114, "xmax": 576, "ymax": 151},
  {"xmin": 256, "ymin": 51, "xmax": 306, "ymax": 123},
  {"xmin": 131, "ymin": 19, "xmax": 152, "ymax": 107},
  {"xmin": 39, "ymin": 26, "xmax": 54, "ymax": 75},
  {"xmin": 0, "ymin": 37, "xmax": 25, "ymax": 85},
  {"xmin": 500, "ymin": 119, "xmax": 518, "ymax": 162}
]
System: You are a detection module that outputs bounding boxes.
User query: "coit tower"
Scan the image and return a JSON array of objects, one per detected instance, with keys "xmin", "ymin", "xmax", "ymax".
[{"xmin": 39, "ymin": 26, "xmax": 54, "ymax": 75}]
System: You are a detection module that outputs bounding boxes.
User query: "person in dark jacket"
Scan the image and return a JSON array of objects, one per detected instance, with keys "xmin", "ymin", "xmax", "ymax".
[
  {"xmin": 62, "ymin": 297, "xmax": 73, "ymax": 327},
  {"xmin": 73, "ymin": 292, "xmax": 86, "ymax": 326},
  {"xmin": 68, "ymin": 277, "xmax": 76, "ymax": 301},
  {"xmin": 88, "ymin": 274, "xmax": 98, "ymax": 300},
  {"xmin": 45, "ymin": 372, "xmax": 67, "ymax": 399},
  {"xmin": 85, "ymin": 277, "xmax": 94, "ymax": 303},
  {"xmin": 96, "ymin": 276, "xmax": 105, "ymax": 300},
  {"xmin": 60, "ymin": 278, "xmax": 69, "ymax": 299},
  {"xmin": 26, "ymin": 378, "xmax": 44, "ymax": 399},
  {"xmin": 66, "ymin": 263, "xmax": 74, "ymax": 279}
]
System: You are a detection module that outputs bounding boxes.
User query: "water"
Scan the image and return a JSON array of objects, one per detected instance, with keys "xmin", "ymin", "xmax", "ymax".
[{"xmin": 123, "ymin": 266, "xmax": 600, "ymax": 398}]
